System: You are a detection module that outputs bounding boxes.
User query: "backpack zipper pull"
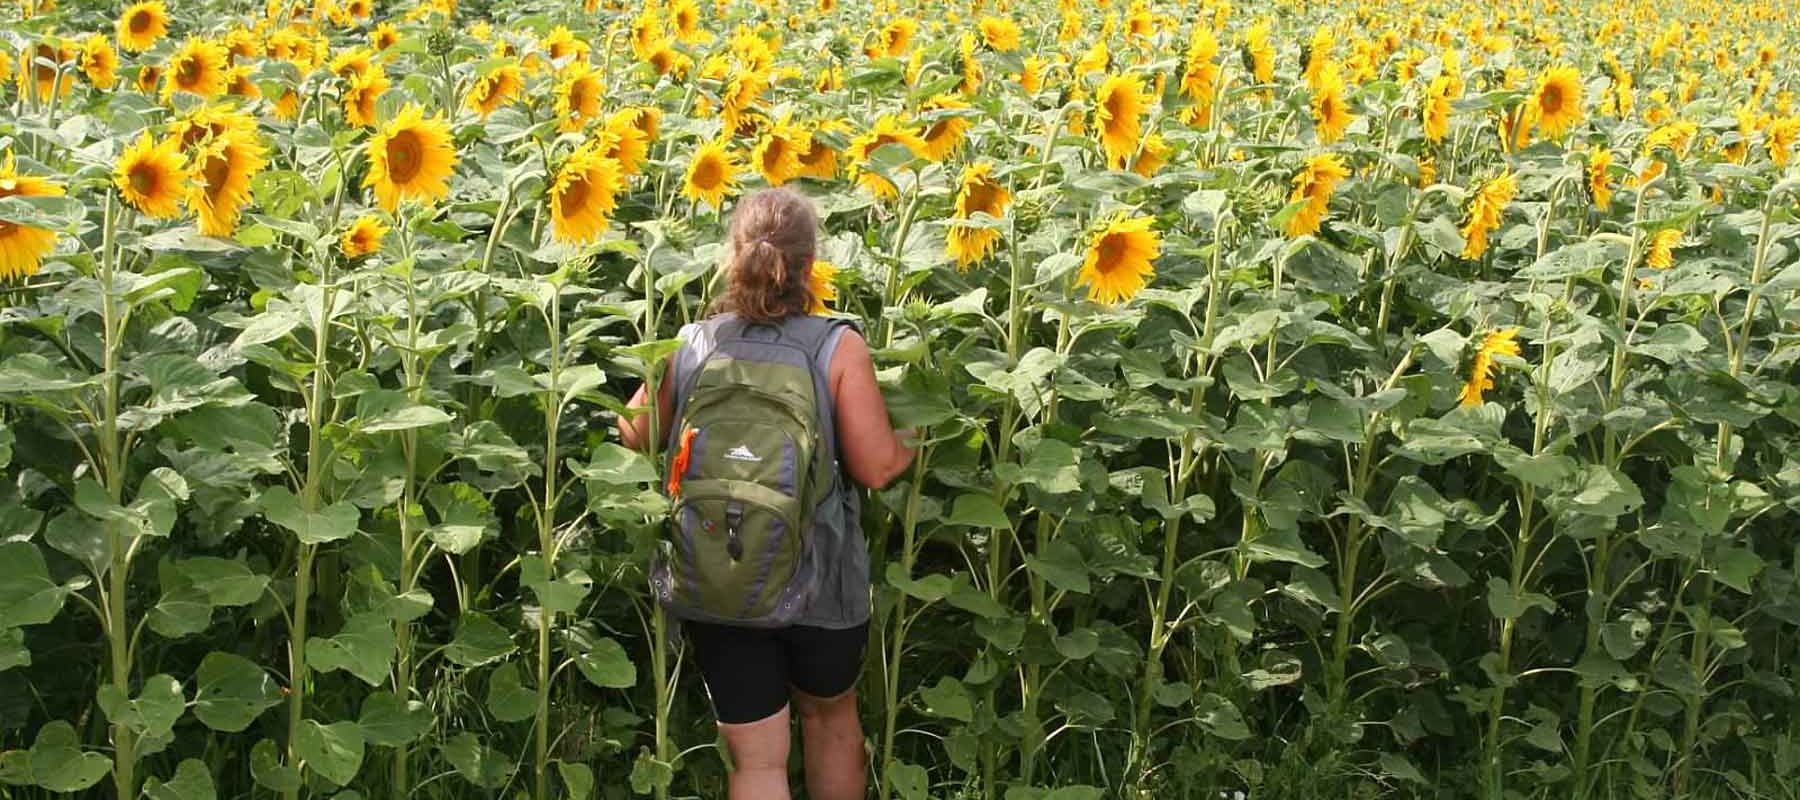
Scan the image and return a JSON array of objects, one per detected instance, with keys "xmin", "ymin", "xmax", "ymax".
[{"xmin": 725, "ymin": 502, "xmax": 745, "ymax": 562}]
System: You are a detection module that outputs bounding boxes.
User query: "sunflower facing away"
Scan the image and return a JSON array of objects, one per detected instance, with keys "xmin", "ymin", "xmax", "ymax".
[
  {"xmin": 1285, "ymin": 154, "xmax": 1351, "ymax": 238},
  {"xmin": 979, "ymin": 16, "xmax": 1021, "ymax": 52},
  {"xmin": 1424, "ymin": 76, "xmax": 1453, "ymax": 143},
  {"xmin": 340, "ymin": 215, "xmax": 388, "ymax": 258},
  {"xmin": 0, "ymin": 153, "xmax": 67, "ymax": 281},
  {"xmin": 1646, "ymin": 229, "xmax": 1681, "ymax": 269},
  {"xmin": 555, "ymin": 67, "xmax": 605, "ymax": 133},
  {"xmin": 807, "ymin": 259, "xmax": 839, "ymax": 315},
  {"xmin": 113, "ymin": 132, "xmax": 186, "ymax": 219},
  {"xmin": 466, "ymin": 63, "xmax": 524, "ymax": 119},
  {"xmin": 1244, "ymin": 20, "xmax": 1275, "ymax": 87},
  {"xmin": 365, "ymin": 104, "xmax": 459, "ymax": 212},
  {"xmin": 116, "ymin": 0, "xmax": 169, "ymax": 52},
  {"xmin": 343, "ymin": 68, "xmax": 389, "ymax": 128},
  {"xmin": 682, "ymin": 140, "xmax": 739, "ymax": 210},
  {"xmin": 188, "ymin": 129, "xmax": 269, "ymax": 236},
  {"xmin": 1018, "ymin": 55, "xmax": 1047, "ymax": 95},
  {"xmin": 163, "ymin": 38, "xmax": 229, "ymax": 101},
  {"xmin": 1460, "ymin": 171, "xmax": 1519, "ymax": 260},
  {"xmin": 1078, "ymin": 215, "xmax": 1160, "ymax": 306},
  {"xmin": 1587, "ymin": 149, "xmax": 1614, "ymax": 209},
  {"xmin": 1532, "ymin": 66, "xmax": 1584, "ymax": 139},
  {"xmin": 79, "ymin": 35, "xmax": 119, "ymax": 89},
  {"xmin": 1093, "ymin": 73, "xmax": 1146, "ymax": 168},
  {"xmin": 945, "ymin": 162, "xmax": 1012, "ymax": 269},
  {"xmin": 1458, "ymin": 328, "xmax": 1522, "ymax": 407},
  {"xmin": 752, "ymin": 124, "xmax": 807, "ymax": 187},
  {"xmin": 550, "ymin": 143, "xmax": 623, "ymax": 244},
  {"xmin": 1311, "ymin": 65, "xmax": 1354, "ymax": 144}
]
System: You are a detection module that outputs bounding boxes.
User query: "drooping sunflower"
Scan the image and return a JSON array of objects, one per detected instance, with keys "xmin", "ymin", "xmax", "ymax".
[
  {"xmin": 979, "ymin": 16, "xmax": 1021, "ymax": 52},
  {"xmin": 555, "ymin": 67, "xmax": 605, "ymax": 133},
  {"xmin": 364, "ymin": 104, "xmax": 458, "ymax": 212},
  {"xmin": 1285, "ymin": 153, "xmax": 1351, "ymax": 238},
  {"xmin": 1131, "ymin": 135, "xmax": 1169, "ymax": 178},
  {"xmin": 1457, "ymin": 328, "xmax": 1521, "ymax": 407},
  {"xmin": 1078, "ymin": 215, "xmax": 1160, "ymax": 306},
  {"xmin": 541, "ymin": 25, "xmax": 591, "ymax": 65},
  {"xmin": 330, "ymin": 47, "xmax": 374, "ymax": 81},
  {"xmin": 0, "ymin": 153, "xmax": 66, "ymax": 281},
  {"xmin": 116, "ymin": 0, "xmax": 169, "ymax": 53},
  {"xmin": 919, "ymin": 95, "xmax": 972, "ymax": 162},
  {"xmin": 1460, "ymin": 171, "xmax": 1519, "ymax": 260},
  {"xmin": 1244, "ymin": 20, "xmax": 1275, "ymax": 87},
  {"xmin": 1017, "ymin": 55, "xmax": 1047, "ymax": 95},
  {"xmin": 1075, "ymin": 40, "xmax": 1109, "ymax": 80},
  {"xmin": 797, "ymin": 129, "xmax": 839, "ymax": 180},
  {"xmin": 79, "ymin": 35, "xmax": 119, "ymax": 89},
  {"xmin": 956, "ymin": 32, "xmax": 982, "ymax": 94},
  {"xmin": 1532, "ymin": 66, "xmax": 1584, "ymax": 138},
  {"xmin": 187, "ymin": 128, "xmax": 268, "ymax": 236},
  {"xmin": 342, "ymin": 68, "xmax": 388, "ymax": 128},
  {"xmin": 1093, "ymin": 73, "xmax": 1146, "ymax": 169},
  {"xmin": 1645, "ymin": 229, "xmax": 1681, "ymax": 269},
  {"xmin": 1587, "ymin": 149, "xmax": 1614, "ymax": 209},
  {"xmin": 1181, "ymin": 27, "xmax": 1220, "ymax": 126},
  {"xmin": 1311, "ymin": 65, "xmax": 1353, "ymax": 144},
  {"xmin": 945, "ymin": 162, "xmax": 1012, "ymax": 269},
  {"xmin": 113, "ymin": 132, "xmax": 186, "ymax": 219},
  {"xmin": 1423, "ymin": 76, "xmax": 1453, "ymax": 143},
  {"xmin": 752, "ymin": 124, "xmax": 807, "ymax": 187},
  {"xmin": 133, "ymin": 63, "xmax": 162, "ymax": 94},
  {"xmin": 550, "ymin": 143, "xmax": 624, "ymax": 244},
  {"xmin": 806, "ymin": 259, "xmax": 838, "ymax": 315},
  {"xmin": 340, "ymin": 215, "xmax": 387, "ymax": 258},
  {"xmin": 465, "ymin": 63, "xmax": 523, "ymax": 119},
  {"xmin": 273, "ymin": 88, "xmax": 301, "ymax": 121},
  {"xmin": 371, "ymin": 22, "xmax": 400, "ymax": 51},
  {"xmin": 600, "ymin": 114, "xmax": 650, "ymax": 177},
  {"xmin": 682, "ymin": 140, "xmax": 738, "ymax": 210},
  {"xmin": 163, "ymin": 38, "xmax": 230, "ymax": 101}
]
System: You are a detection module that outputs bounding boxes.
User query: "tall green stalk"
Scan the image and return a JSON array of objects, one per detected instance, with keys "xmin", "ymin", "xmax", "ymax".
[{"xmin": 876, "ymin": 446, "xmax": 932, "ymax": 800}]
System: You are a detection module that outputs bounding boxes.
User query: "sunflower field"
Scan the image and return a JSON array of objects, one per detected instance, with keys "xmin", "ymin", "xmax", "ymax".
[{"xmin": 4, "ymin": 0, "xmax": 1800, "ymax": 796}]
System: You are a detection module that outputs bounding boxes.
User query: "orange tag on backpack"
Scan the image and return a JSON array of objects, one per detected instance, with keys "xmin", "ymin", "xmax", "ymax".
[{"xmin": 666, "ymin": 427, "xmax": 698, "ymax": 496}]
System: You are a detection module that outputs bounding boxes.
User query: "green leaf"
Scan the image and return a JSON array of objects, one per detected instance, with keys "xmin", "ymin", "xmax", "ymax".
[
  {"xmin": 0, "ymin": 628, "xmax": 28, "ymax": 672},
  {"xmin": 147, "ymin": 584, "xmax": 214, "ymax": 638},
  {"xmin": 295, "ymin": 720, "xmax": 364, "ymax": 786},
  {"xmin": 1558, "ymin": 465, "xmax": 1645, "ymax": 518},
  {"xmin": 249, "ymin": 739, "xmax": 301, "ymax": 793},
  {"xmin": 629, "ymin": 749, "xmax": 673, "ymax": 795},
  {"xmin": 1023, "ymin": 539, "xmax": 1090, "ymax": 594},
  {"xmin": 918, "ymin": 676, "xmax": 974, "ymax": 722},
  {"xmin": 444, "ymin": 613, "xmax": 516, "ymax": 667},
  {"xmin": 484, "ymin": 662, "xmax": 538, "ymax": 722},
  {"xmin": 944, "ymin": 493, "xmax": 1011, "ymax": 529},
  {"xmin": 96, "ymin": 674, "xmax": 185, "ymax": 738},
  {"xmin": 307, "ymin": 614, "xmax": 395, "ymax": 687},
  {"xmin": 573, "ymin": 443, "xmax": 659, "ymax": 485},
  {"xmin": 1194, "ymin": 693, "xmax": 1251, "ymax": 740},
  {"xmin": 193, "ymin": 652, "xmax": 282, "ymax": 732},
  {"xmin": 20, "ymin": 721, "xmax": 111, "ymax": 792},
  {"xmin": 1486, "ymin": 577, "xmax": 1555, "ymax": 620},
  {"xmin": 945, "ymin": 575, "xmax": 1008, "ymax": 619},
  {"xmin": 0, "ymin": 542, "xmax": 73, "ymax": 629},
  {"xmin": 174, "ymin": 557, "xmax": 268, "ymax": 607},
  {"xmin": 1042, "ymin": 787, "xmax": 1106, "ymax": 800},
  {"xmin": 1712, "ymin": 546, "xmax": 1764, "ymax": 594},
  {"xmin": 573, "ymin": 637, "xmax": 637, "ymax": 689},
  {"xmin": 888, "ymin": 761, "xmax": 929, "ymax": 800},
  {"xmin": 1015, "ymin": 439, "xmax": 1081, "ymax": 494},
  {"xmin": 261, "ymin": 487, "xmax": 360, "ymax": 544},
  {"xmin": 1378, "ymin": 753, "xmax": 1427, "ymax": 784},
  {"xmin": 557, "ymin": 761, "xmax": 595, "ymax": 800},
  {"xmin": 441, "ymin": 732, "xmax": 512, "ymax": 788},
  {"xmin": 885, "ymin": 562, "xmax": 952, "ymax": 602},
  {"xmin": 143, "ymin": 759, "xmax": 217, "ymax": 800},
  {"xmin": 521, "ymin": 556, "xmax": 592, "ymax": 615},
  {"xmin": 357, "ymin": 692, "xmax": 433, "ymax": 747}
]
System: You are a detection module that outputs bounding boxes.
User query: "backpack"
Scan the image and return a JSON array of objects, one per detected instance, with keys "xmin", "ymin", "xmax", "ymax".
[{"xmin": 650, "ymin": 315, "xmax": 855, "ymax": 627}]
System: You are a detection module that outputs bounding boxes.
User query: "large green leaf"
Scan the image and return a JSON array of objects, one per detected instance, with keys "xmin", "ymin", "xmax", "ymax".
[
  {"xmin": 357, "ymin": 692, "xmax": 433, "ymax": 747},
  {"xmin": 193, "ymin": 652, "xmax": 282, "ymax": 732},
  {"xmin": 0, "ymin": 543, "xmax": 72, "ymax": 630},
  {"xmin": 306, "ymin": 614, "xmax": 396, "ymax": 686},
  {"xmin": 96, "ymin": 674, "xmax": 185, "ymax": 739},
  {"xmin": 295, "ymin": 720, "xmax": 364, "ymax": 786},
  {"xmin": 143, "ymin": 759, "xmax": 217, "ymax": 800},
  {"xmin": 573, "ymin": 636, "xmax": 637, "ymax": 689},
  {"xmin": 484, "ymin": 662, "xmax": 537, "ymax": 722},
  {"xmin": 444, "ymin": 613, "xmax": 516, "ymax": 667},
  {"xmin": 440, "ymin": 732, "xmax": 512, "ymax": 788},
  {"xmin": 260, "ymin": 487, "xmax": 361, "ymax": 544}
]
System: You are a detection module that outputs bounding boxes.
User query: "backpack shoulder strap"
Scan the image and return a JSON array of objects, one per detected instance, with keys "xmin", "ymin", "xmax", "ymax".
[
  {"xmin": 664, "ymin": 315, "xmax": 737, "ymax": 453},
  {"xmin": 777, "ymin": 315, "xmax": 861, "ymax": 473}
]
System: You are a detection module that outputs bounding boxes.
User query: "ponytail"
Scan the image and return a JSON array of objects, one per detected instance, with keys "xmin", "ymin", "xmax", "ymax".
[{"xmin": 712, "ymin": 188, "xmax": 819, "ymax": 322}]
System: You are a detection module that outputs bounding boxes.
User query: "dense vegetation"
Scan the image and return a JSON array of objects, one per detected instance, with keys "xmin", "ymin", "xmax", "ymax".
[{"xmin": 3, "ymin": 0, "xmax": 1800, "ymax": 797}]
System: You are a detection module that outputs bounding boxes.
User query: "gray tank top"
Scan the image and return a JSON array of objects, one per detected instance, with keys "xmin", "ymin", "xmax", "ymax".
[{"xmin": 665, "ymin": 313, "xmax": 870, "ymax": 629}]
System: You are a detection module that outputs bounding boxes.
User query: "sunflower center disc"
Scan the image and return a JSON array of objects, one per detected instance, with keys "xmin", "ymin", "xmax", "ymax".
[{"xmin": 388, "ymin": 131, "xmax": 422, "ymax": 182}]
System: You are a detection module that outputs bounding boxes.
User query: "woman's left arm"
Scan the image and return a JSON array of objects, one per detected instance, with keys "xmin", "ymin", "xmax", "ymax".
[{"xmin": 618, "ymin": 372, "xmax": 676, "ymax": 452}]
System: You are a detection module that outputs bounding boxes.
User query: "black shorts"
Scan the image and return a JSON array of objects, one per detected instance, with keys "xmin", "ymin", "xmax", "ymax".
[{"xmin": 684, "ymin": 620, "xmax": 869, "ymax": 724}]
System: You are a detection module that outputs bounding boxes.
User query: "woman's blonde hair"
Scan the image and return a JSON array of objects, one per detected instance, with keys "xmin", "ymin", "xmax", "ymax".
[{"xmin": 711, "ymin": 188, "xmax": 818, "ymax": 322}]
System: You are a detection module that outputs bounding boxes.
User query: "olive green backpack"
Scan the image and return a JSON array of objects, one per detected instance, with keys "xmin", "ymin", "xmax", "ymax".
[{"xmin": 650, "ymin": 314, "xmax": 855, "ymax": 627}]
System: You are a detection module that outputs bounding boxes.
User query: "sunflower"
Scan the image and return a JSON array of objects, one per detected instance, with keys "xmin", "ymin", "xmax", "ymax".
[
  {"xmin": 1244, "ymin": 20, "xmax": 1275, "ymax": 86},
  {"xmin": 847, "ymin": 115, "xmax": 927, "ymax": 163},
  {"xmin": 874, "ymin": 18, "xmax": 916, "ymax": 58},
  {"xmin": 343, "ymin": 0, "xmax": 371, "ymax": 19},
  {"xmin": 1303, "ymin": 25, "xmax": 1334, "ymax": 89},
  {"xmin": 555, "ymin": 67, "xmax": 605, "ymax": 133},
  {"xmin": 364, "ymin": 104, "xmax": 458, "ymax": 212},
  {"xmin": 187, "ymin": 129, "xmax": 268, "ymax": 236},
  {"xmin": 1075, "ymin": 41, "xmax": 1109, "ymax": 79},
  {"xmin": 1532, "ymin": 66, "xmax": 1583, "ymax": 138},
  {"xmin": 1093, "ymin": 73, "xmax": 1146, "ymax": 169},
  {"xmin": 343, "ymin": 68, "xmax": 388, "ymax": 128},
  {"xmin": 1767, "ymin": 117, "xmax": 1799, "ymax": 167},
  {"xmin": 956, "ymin": 32, "xmax": 982, "ymax": 94},
  {"xmin": 330, "ymin": 48, "xmax": 374, "ymax": 81},
  {"xmin": 1285, "ymin": 154, "xmax": 1351, "ymax": 238},
  {"xmin": 1587, "ymin": 149, "xmax": 1613, "ymax": 209},
  {"xmin": 170, "ymin": 105, "xmax": 258, "ymax": 152},
  {"xmin": 113, "ymin": 132, "xmax": 186, "ymax": 218},
  {"xmin": 465, "ymin": 63, "xmax": 523, "ymax": 119},
  {"xmin": 979, "ymin": 16, "xmax": 1021, "ymax": 52},
  {"xmin": 1181, "ymin": 26, "xmax": 1220, "ymax": 110},
  {"xmin": 645, "ymin": 42, "xmax": 691, "ymax": 79},
  {"xmin": 371, "ymin": 22, "xmax": 400, "ymax": 51},
  {"xmin": 670, "ymin": 0, "xmax": 707, "ymax": 44},
  {"xmin": 600, "ymin": 113, "xmax": 650, "ymax": 177},
  {"xmin": 134, "ymin": 63, "xmax": 162, "ymax": 94},
  {"xmin": 617, "ymin": 105, "xmax": 660, "ymax": 143},
  {"xmin": 720, "ymin": 68, "xmax": 770, "ymax": 133},
  {"xmin": 1077, "ymin": 215, "xmax": 1160, "ymax": 305},
  {"xmin": 0, "ymin": 153, "xmax": 66, "ymax": 281},
  {"xmin": 1423, "ymin": 76, "xmax": 1453, "ymax": 143},
  {"xmin": 1645, "ymin": 229, "xmax": 1681, "ymax": 269},
  {"xmin": 542, "ymin": 26, "xmax": 591, "ymax": 65},
  {"xmin": 807, "ymin": 259, "xmax": 839, "ymax": 315},
  {"xmin": 752, "ymin": 125, "xmax": 807, "ymax": 187},
  {"xmin": 340, "ymin": 215, "xmax": 387, "ymax": 258},
  {"xmin": 163, "ymin": 39, "xmax": 229, "ymax": 101},
  {"xmin": 19, "ymin": 41, "xmax": 76, "ymax": 103},
  {"xmin": 1460, "ymin": 171, "xmax": 1518, "ymax": 260},
  {"xmin": 1457, "ymin": 328, "xmax": 1521, "ymax": 407},
  {"xmin": 919, "ymin": 95, "xmax": 972, "ymax": 162},
  {"xmin": 1018, "ymin": 55, "xmax": 1047, "ymax": 95},
  {"xmin": 945, "ymin": 162, "xmax": 1012, "ymax": 269},
  {"xmin": 273, "ymin": 88, "xmax": 301, "ymax": 121},
  {"xmin": 797, "ymin": 131, "xmax": 839, "ymax": 179},
  {"xmin": 1311, "ymin": 65, "xmax": 1353, "ymax": 144},
  {"xmin": 550, "ymin": 143, "xmax": 624, "ymax": 244},
  {"xmin": 682, "ymin": 140, "xmax": 738, "ymax": 210},
  {"xmin": 78, "ymin": 35, "xmax": 119, "ymax": 89},
  {"xmin": 1131, "ymin": 135, "xmax": 1169, "ymax": 178},
  {"xmin": 116, "ymin": 1, "xmax": 169, "ymax": 53}
]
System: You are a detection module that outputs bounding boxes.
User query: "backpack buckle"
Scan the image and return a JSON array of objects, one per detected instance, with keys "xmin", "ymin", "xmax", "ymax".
[{"xmin": 724, "ymin": 502, "xmax": 745, "ymax": 562}]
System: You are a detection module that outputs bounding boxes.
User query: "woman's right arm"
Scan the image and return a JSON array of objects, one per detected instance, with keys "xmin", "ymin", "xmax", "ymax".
[{"xmin": 828, "ymin": 330, "xmax": 915, "ymax": 489}]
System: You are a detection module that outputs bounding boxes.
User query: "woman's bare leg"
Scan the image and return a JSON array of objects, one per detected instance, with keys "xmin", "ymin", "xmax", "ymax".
[
  {"xmin": 792, "ymin": 688, "xmax": 865, "ymax": 800},
  {"xmin": 718, "ymin": 705, "xmax": 793, "ymax": 800}
]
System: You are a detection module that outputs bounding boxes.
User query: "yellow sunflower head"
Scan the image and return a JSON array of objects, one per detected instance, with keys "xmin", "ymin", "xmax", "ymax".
[
  {"xmin": 78, "ymin": 35, "xmax": 119, "ymax": 89},
  {"xmin": 1457, "ymin": 327, "xmax": 1521, "ymax": 406},
  {"xmin": 1093, "ymin": 72, "xmax": 1147, "ymax": 168},
  {"xmin": 946, "ymin": 162, "xmax": 1012, "ymax": 269},
  {"xmin": 805, "ymin": 259, "xmax": 839, "ymax": 315},
  {"xmin": 371, "ymin": 22, "xmax": 400, "ymax": 51},
  {"xmin": 1533, "ymin": 65, "xmax": 1584, "ymax": 138},
  {"xmin": 1311, "ymin": 65, "xmax": 1353, "ymax": 144},
  {"xmin": 187, "ymin": 128, "xmax": 268, "ymax": 236},
  {"xmin": 1285, "ymin": 153, "xmax": 1351, "ymax": 238},
  {"xmin": 0, "ymin": 152, "xmax": 67, "ymax": 281},
  {"xmin": 550, "ymin": 142, "xmax": 624, "ymax": 244},
  {"xmin": 979, "ymin": 16, "xmax": 1021, "ymax": 52},
  {"xmin": 113, "ymin": 131, "xmax": 187, "ymax": 219},
  {"xmin": 465, "ymin": 63, "xmax": 524, "ymax": 119},
  {"xmin": 363, "ymin": 104, "xmax": 458, "ymax": 212},
  {"xmin": 164, "ymin": 38, "xmax": 230, "ymax": 101},
  {"xmin": 682, "ymin": 139, "xmax": 739, "ymax": 210},
  {"xmin": 340, "ymin": 214, "xmax": 388, "ymax": 258},
  {"xmin": 343, "ymin": 68, "xmax": 389, "ymax": 128},
  {"xmin": 1078, "ymin": 214, "xmax": 1160, "ymax": 305},
  {"xmin": 919, "ymin": 95, "xmax": 973, "ymax": 162},
  {"xmin": 555, "ymin": 67, "xmax": 605, "ymax": 133},
  {"xmin": 117, "ymin": 0, "xmax": 169, "ymax": 53},
  {"xmin": 752, "ymin": 125, "xmax": 807, "ymax": 187}
]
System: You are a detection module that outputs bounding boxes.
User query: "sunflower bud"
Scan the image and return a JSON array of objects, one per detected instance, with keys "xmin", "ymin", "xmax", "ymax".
[{"xmin": 426, "ymin": 27, "xmax": 455, "ymax": 56}]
